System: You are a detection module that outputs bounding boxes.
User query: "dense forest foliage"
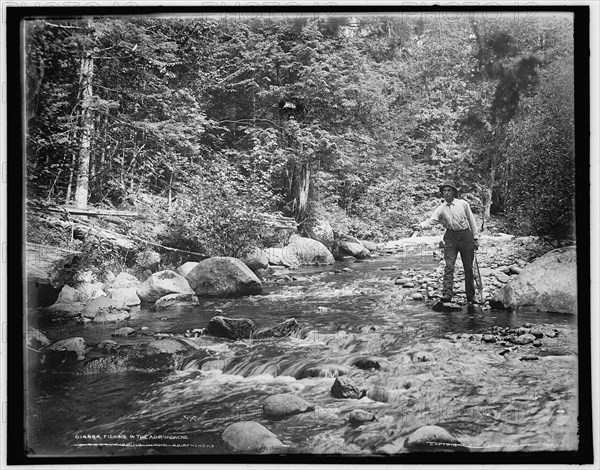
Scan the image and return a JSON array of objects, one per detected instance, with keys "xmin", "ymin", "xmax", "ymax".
[{"xmin": 25, "ymin": 13, "xmax": 576, "ymax": 259}]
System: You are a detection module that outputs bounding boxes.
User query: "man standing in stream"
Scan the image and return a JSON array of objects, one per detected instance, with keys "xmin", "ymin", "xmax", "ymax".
[{"xmin": 412, "ymin": 181, "xmax": 480, "ymax": 304}]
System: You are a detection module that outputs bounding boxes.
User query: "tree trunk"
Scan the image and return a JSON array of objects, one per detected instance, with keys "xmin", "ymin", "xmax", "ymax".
[
  {"xmin": 289, "ymin": 160, "xmax": 310, "ymax": 222},
  {"xmin": 479, "ymin": 186, "xmax": 492, "ymax": 232},
  {"xmin": 74, "ymin": 52, "xmax": 94, "ymax": 209}
]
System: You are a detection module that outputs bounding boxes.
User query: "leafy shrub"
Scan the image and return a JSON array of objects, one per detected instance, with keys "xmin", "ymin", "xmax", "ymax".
[
  {"xmin": 502, "ymin": 60, "xmax": 575, "ymax": 240},
  {"xmin": 49, "ymin": 238, "xmax": 134, "ymax": 288}
]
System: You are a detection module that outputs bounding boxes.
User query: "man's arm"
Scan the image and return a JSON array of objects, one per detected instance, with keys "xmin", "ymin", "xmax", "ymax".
[{"xmin": 413, "ymin": 204, "xmax": 443, "ymax": 231}]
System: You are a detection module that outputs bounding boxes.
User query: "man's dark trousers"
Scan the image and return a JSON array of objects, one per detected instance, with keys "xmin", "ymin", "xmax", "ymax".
[{"xmin": 442, "ymin": 228, "xmax": 475, "ymax": 300}]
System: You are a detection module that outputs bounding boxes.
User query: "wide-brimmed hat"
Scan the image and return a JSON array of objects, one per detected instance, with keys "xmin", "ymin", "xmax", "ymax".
[{"xmin": 439, "ymin": 181, "xmax": 459, "ymax": 193}]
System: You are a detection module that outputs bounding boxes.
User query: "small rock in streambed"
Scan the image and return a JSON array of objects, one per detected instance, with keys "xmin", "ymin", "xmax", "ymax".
[
  {"xmin": 394, "ymin": 277, "xmax": 411, "ymax": 285},
  {"xmin": 531, "ymin": 330, "xmax": 544, "ymax": 338},
  {"xmin": 412, "ymin": 351, "xmax": 435, "ymax": 363},
  {"xmin": 262, "ymin": 393, "xmax": 314, "ymax": 420},
  {"xmin": 523, "ymin": 322, "xmax": 533, "ymax": 328},
  {"xmin": 532, "ymin": 340, "xmax": 543, "ymax": 347},
  {"xmin": 510, "ymin": 334, "xmax": 536, "ymax": 345},
  {"xmin": 546, "ymin": 330, "xmax": 560, "ymax": 338},
  {"xmin": 411, "ymin": 292, "xmax": 424, "ymax": 300},
  {"xmin": 154, "ymin": 333, "xmax": 173, "ymax": 339},
  {"xmin": 404, "ymin": 425, "xmax": 466, "ymax": 451},
  {"xmin": 352, "ymin": 357, "xmax": 387, "ymax": 370},
  {"xmin": 185, "ymin": 328, "xmax": 206, "ymax": 338},
  {"xmin": 520, "ymin": 355, "xmax": 540, "ymax": 361},
  {"xmin": 482, "ymin": 334, "xmax": 497, "ymax": 343},
  {"xmin": 402, "ymin": 283, "xmax": 416, "ymax": 288},
  {"xmin": 431, "ymin": 301, "xmax": 462, "ymax": 312},
  {"xmin": 96, "ymin": 340, "xmax": 118, "ymax": 351},
  {"xmin": 112, "ymin": 327, "xmax": 136, "ymax": 337},
  {"xmin": 298, "ymin": 363, "xmax": 351, "ymax": 379},
  {"xmin": 331, "ymin": 376, "xmax": 365, "ymax": 399},
  {"xmin": 348, "ymin": 409, "xmax": 376, "ymax": 425},
  {"xmin": 148, "ymin": 338, "xmax": 191, "ymax": 354}
]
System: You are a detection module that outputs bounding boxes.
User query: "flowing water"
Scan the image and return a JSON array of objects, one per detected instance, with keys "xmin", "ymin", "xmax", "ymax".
[{"xmin": 25, "ymin": 254, "xmax": 579, "ymax": 457}]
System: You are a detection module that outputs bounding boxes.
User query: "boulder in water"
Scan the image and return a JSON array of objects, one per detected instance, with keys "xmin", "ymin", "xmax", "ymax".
[
  {"xmin": 349, "ymin": 409, "xmax": 376, "ymax": 425},
  {"xmin": 287, "ymin": 235, "xmax": 335, "ymax": 265},
  {"xmin": 82, "ymin": 297, "xmax": 128, "ymax": 320},
  {"xmin": 207, "ymin": 316, "xmax": 255, "ymax": 340},
  {"xmin": 185, "ymin": 257, "xmax": 262, "ymax": 297},
  {"xmin": 107, "ymin": 272, "xmax": 141, "ymax": 306},
  {"xmin": 263, "ymin": 393, "xmax": 315, "ymax": 419},
  {"xmin": 298, "ymin": 363, "xmax": 351, "ymax": 379},
  {"xmin": 490, "ymin": 246, "xmax": 577, "ymax": 314},
  {"xmin": 137, "ymin": 270, "xmax": 194, "ymax": 303},
  {"xmin": 112, "ymin": 327, "xmax": 136, "ymax": 337},
  {"xmin": 404, "ymin": 425, "xmax": 465, "ymax": 451},
  {"xmin": 510, "ymin": 334, "xmax": 536, "ymax": 345},
  {"xmin": 222, "ymin": 421, "xmax": 285, "ymax": 452},
  {"xmin": 252, "ymin": 318, "xmax": 301, "ymax": 339},
  {"xmin": 265, "ymin": 246, "xmax": 300, "ymax": 268},
  {"xmin": 151, "ymin": 293, "xmax": 199, "ymax": 311},
  {"xmin": 46, "ymin": 337, "xmax": 87, "ymax": 360},
  {"xmin": 337, "ymin": 240, "xmax": 370, "ymax": 260},
  {"xmin": 331, "ymin": 376, "xmax": 365, "ymax": 399},
  {"xmin": 26, "ymin": 328, "xmax": 52, "ymax": 350},
  {"xmin": 148, "ymin": 338, "xmax": 191, "ymax": 354},
  {"xmin": 242, "ymin": 247, "xmax": 269, "ymax": 272},
  {"xmin": 93, "ymin": 310, "xmax": 130, "ymax": 323},
  {"xmin": 352, "ymin": 357, "xmax": 384, "ymax": 370}
]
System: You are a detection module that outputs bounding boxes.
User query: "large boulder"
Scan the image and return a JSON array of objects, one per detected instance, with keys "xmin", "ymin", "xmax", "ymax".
[
  {"xmin": 242, "ymin": 248, "xmax": 269, "ymax": 271},
  {"xmin": 263, "ymin": 393, "xmax": 314, "ymax": 419},
  {"xmin": 82, "ymin": 297, "xmax": 129, "ymax": 321},
  {"xmin": 46, "ymin": 282, "xmax": 106, "ymax": 317},
  {"xmin": 136, "ymin": 270, "xmax": 194, "ymax": 303},
  {"xmin": 287, "ymin": 235, "xmax": 335, "ymax": 266},
  {"xmin": 265, "ymin": 247, "xmax": 300, "ymax": 268},
  {"xmin": 490, "ymin": 247, "xmax": 577, "ymax": 314},
  {"xmin": 185, "ymin": 257, "xmax": 262, "ymax": 297},
  {"xmin": 337, "ymin": 240, "xmax": 370, "ymax": 260},
  {"xmin": 404, "ymin": 425, "xmax": 465, "ymax": 451},
  {"xmin": 107, "ymin": 272, "xmax": 141, "ymax": 306},
  {"xmin": 222, "ymin": 421, "xmax": 284, "ymax": 452},
  {"xmin": 303, "ymin": 218, "xmax": 334, "ymax": 249},
  {"xmin": 177, "ymin": 262, "xmax": 199, "ymax": 278},
  {"xmin": 45, "ymin": 301, "xmax": 86, "ymax": 318},
  {"xmin": 56, "ymin": 282, "xmax": 106, "ymax": 303},
  {"xmin": 207, "ymin": 316, "xmax": 256, "ymax": 340}
]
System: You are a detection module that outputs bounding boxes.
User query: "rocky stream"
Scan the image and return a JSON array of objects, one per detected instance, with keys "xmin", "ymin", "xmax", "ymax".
[{"xmin": 25, "ymin": 235, "xmax": 579, "ymax": 457}]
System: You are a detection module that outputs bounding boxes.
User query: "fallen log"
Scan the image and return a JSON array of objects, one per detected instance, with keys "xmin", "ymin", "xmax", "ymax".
[{"xmin": 48, "ymin": 206, "xmax": 140, "ymax": 218}]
